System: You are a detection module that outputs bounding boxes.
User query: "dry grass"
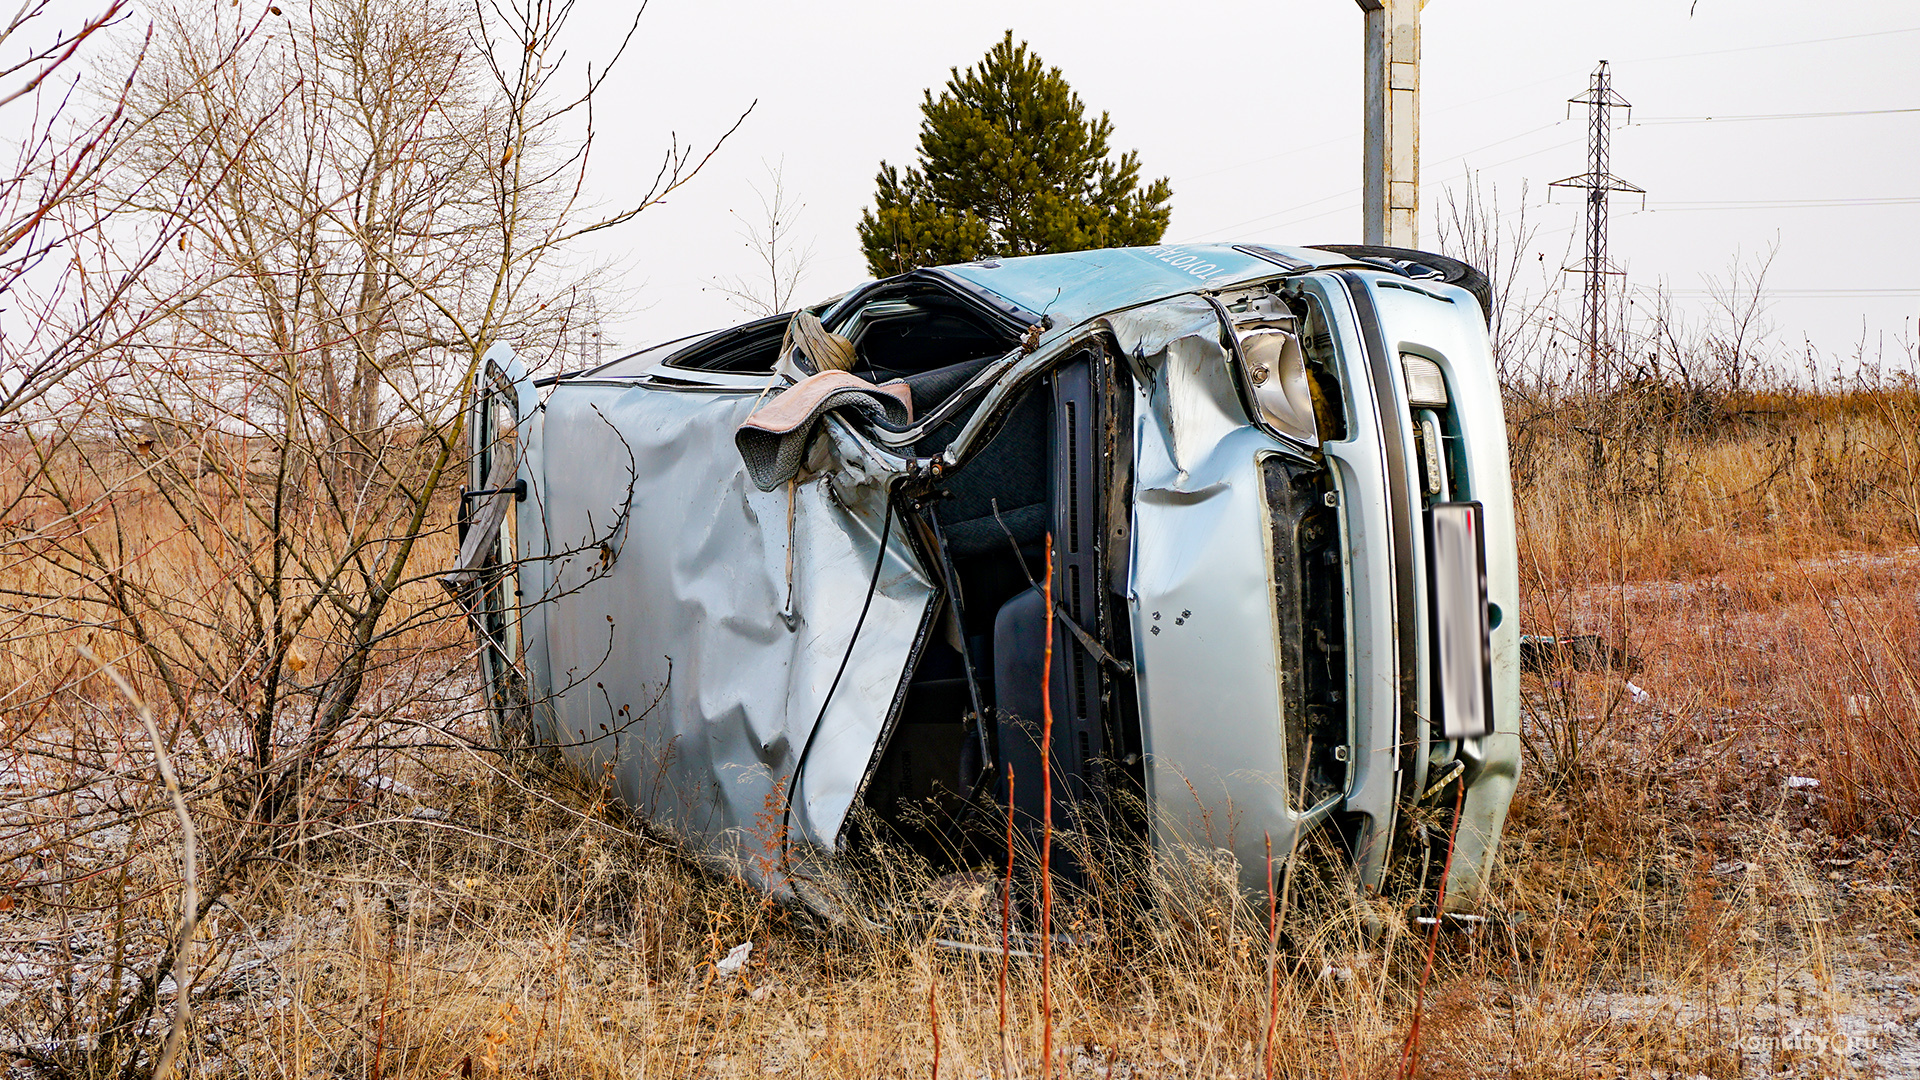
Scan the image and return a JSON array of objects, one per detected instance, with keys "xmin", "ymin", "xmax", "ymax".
[
  {"xmin": 6, "ymin": 388, "xmax": 1920, "ymax": 1079},
  {"xmin": 11, "ymin": 733, "xmax": 1895, "ymax": 1080}
]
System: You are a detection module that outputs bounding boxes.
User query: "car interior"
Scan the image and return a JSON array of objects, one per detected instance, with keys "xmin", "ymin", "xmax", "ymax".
[
  {"xmin": 650, "ymin": 281, "xmax": 1144, "ymax": 881},
  {"xmin": 818, "ymin": 287, "xmax": 1140, "ymax": 881}
]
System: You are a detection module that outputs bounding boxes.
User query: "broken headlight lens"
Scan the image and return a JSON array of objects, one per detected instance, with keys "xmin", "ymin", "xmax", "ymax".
[{"xmin": 1234, "ymin": 326, "xmax": 1319, "ymax": 447}]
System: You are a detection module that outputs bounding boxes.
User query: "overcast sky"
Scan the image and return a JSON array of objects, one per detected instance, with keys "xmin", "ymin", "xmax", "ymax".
[{"xmin": 554, "ymin": 0, "xmax": 1918, "ymax": 372}]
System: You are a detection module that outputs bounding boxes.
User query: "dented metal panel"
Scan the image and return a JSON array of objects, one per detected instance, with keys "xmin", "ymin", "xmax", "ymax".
[
  {"xmin": 1107, "ymin": 300, "xmax": 1331, "ymax": 895},
  {"xmin": 531, "ymin": 382, "xmax": 931, "ymax": 892}
]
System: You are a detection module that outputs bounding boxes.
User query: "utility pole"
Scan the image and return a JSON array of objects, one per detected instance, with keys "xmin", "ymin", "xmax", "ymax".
[
  {"xmin": 1550, "ymin": 61, "xmax": 1644, "ymax": 380},
  {"xmin": 1355, "ymin": 0, "xmax": 1423, "ymax": 248}
]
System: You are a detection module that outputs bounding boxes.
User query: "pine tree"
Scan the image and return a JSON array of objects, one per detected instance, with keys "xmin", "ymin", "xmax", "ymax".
[{"xmin": 858, "ymin": 33, "xmax": 1173, "ymax": 277}]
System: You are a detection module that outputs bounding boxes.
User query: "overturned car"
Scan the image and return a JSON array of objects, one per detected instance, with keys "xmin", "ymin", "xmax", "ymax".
[{"xmin": 452, "ymin": 243, "xmax": 1520, "ymax": 917}]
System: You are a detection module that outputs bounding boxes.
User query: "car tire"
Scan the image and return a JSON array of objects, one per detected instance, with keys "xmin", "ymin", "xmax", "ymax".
[{"xmin": 1309, "ymin": 244, "xmax": 1493, "ymax": 324}]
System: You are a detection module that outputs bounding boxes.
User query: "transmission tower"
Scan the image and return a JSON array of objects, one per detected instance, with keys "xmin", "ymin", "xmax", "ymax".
[{"xmin": 1550, "ymin": 61, "xmax": 1644, "ymax": 379}]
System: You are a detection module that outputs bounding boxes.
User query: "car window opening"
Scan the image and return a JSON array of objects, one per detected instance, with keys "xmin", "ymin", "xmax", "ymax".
[{"xmin": 659, "ymin": 311, "xmax": 792, "ymax": 373}]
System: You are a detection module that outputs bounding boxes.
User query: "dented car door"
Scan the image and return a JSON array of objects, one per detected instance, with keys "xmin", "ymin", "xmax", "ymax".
[{"xmin": 520, "ymin": 337, "xmax": 936, "ymax": 900}]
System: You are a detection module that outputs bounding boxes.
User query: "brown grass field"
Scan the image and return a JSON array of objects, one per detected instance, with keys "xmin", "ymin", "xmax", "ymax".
[{"xmin": 4, "ymin": 384, "xmax": 1920, "ymax": 1079}]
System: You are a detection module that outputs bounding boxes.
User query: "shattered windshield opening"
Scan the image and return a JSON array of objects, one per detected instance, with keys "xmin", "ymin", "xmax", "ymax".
[{"xmin": 828, "ymin": 286, "xmax": 1024, "ymax": 453}]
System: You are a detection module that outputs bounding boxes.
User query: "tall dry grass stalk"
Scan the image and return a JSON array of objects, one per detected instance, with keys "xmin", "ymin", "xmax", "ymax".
[{"xmin": 98, "ymin": 743, "xmax": 1850, "ymax": 1080}]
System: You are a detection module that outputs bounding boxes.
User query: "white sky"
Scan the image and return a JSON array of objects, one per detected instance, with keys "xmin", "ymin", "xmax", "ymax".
[{"xmin": 563, "ymin": 0, "xmax": 1919, "ymax": 374}]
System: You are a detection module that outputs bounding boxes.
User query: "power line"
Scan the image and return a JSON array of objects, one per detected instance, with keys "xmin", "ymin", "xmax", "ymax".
[
  {"xmin": 1432, "ymin": 120, "xmax": 1570, "ymax": 164},
  {"xmin": 1177, "ymin": 26, "xmax": 1920, "ymax": 243},
  {"xmin": 1638, "ymin": 197, "xmax": 1920, "ymax": 211},
  {"xmin": 1166, "ymin": 27, "xmax": 1920, "ymax": 194},
  {"xmin": 1191, "ymin": 58, "xmax": 1910, "ymax": 236},
  {"xmin": 1617, "ymin": 24, "xmax": 1920, "ymax": 64},
  {"xmin": 1181, "ymin": 188, "xmax": 1357, "ymax": 240},
  {"xmin": 1177, "ymin": 129, "xmax": 1578, "ymax": 241},
  {"xmin": 1636, "ymin": 106, "xmax": 1920, "ymax": 125},
  {"xmin": 1170, "ymin": 130, "xmax": 1357, "ymax": 185},
  {"xmin": 1650, "ymin": 197, "xmax": 1919, "ymax": 205},
  {"xmin": 1191, "ymin": 168, "xmax": 1917, "ymax": 240},
  {"xmin": 1664, "ymin": 289, "xmax": 1920, "ymax": 297},
  {"xmin": 1428, "ymin": 26, "xmax": 1920, "ymax": 120},
  {"xmin": 1168, "ymin": 77, "xmax": 1573, "ymax": 186}
]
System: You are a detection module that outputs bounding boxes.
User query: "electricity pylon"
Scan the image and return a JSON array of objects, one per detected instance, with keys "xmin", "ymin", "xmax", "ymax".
[{"xmin": 1550, "ymin": 61, "xmax": 1645, "ymax": 380}]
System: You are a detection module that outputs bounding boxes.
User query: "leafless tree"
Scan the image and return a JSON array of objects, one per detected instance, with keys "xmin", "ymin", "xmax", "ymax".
[
  {"xmin": 0, "ymin": 1, "xmax": 745, "ymax": 1074},
  {"xmin": 0, "ymin": 3, "xmax": 279, "ymax": 430},
  {"xmin": 706, "ymin": 159, "xmax": 816, "ymax": 317},
  {"xmin": 1698, "ymin": 242, "xmax": 1779, "ymax": 398},
  {"xmin": 1435, "ymin": 172, "xmax": 1570, "ymax": 384},
  {"xmin": 0, "ymin": 0, "xmax": 133, "ymax": 422}
]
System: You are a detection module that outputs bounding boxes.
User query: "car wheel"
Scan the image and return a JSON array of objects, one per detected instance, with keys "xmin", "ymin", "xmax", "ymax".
[{"xmin": 1309, "ymin": 244, "xmax": 1493, "ymax": 324}]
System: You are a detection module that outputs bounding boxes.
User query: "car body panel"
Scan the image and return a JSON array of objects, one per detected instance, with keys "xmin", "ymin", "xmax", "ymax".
[
  {"xmin": 1364, "ymin": 275, "xmax": 1521, "ymax": 907},
  {"xmin": 528, "ymin": 382, "xmax": 933, "ymax": 891},
  {"xmin": 1290, "ymin": 275, "xmax": 1408, "ymax": 888},
  {"xmin": 1107, "ymin": 298, "xmax": 1330, "ymax": 889}
]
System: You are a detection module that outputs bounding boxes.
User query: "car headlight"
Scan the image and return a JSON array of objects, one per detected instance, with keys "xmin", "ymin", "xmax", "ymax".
[{"xmin": 1235, "ymin": 326, "xmax": 1318, "ymax": 447}]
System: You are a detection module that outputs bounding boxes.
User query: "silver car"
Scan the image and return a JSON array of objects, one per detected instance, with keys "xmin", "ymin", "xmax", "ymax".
[{"xmin": 452, "ymin": 242, "xmax": 1520, "ymax": 917}]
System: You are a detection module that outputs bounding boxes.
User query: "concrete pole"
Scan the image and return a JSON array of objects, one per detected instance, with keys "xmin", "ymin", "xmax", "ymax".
[{"xmin": 1356, "ymin": 0, "xmax": 1422, "ymax": 248}]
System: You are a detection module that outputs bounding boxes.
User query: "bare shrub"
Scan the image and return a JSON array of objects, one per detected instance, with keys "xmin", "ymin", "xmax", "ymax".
[{"xmin": 0, "ymin": 1, "xmax": 744, "ymax": 1074}]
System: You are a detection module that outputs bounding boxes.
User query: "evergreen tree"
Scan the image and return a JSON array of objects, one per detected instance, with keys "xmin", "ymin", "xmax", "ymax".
[{"xmin": 858, "ymin": 33, "xmax": 1173, "ymax": 277}]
